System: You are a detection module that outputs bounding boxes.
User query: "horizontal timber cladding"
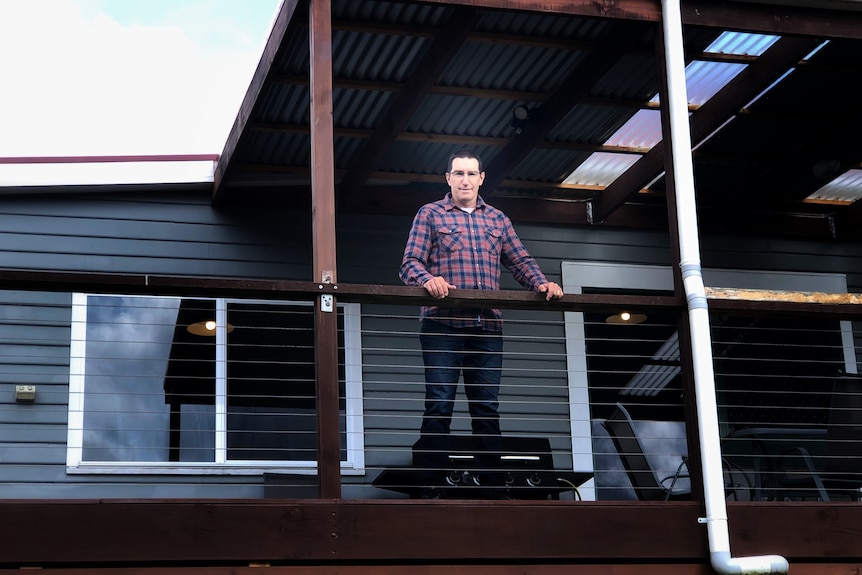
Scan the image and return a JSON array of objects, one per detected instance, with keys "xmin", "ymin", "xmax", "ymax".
[
  {"xmin": 0, "ymin": 501, "xmax": 861, "ymax": 565},
  {"xmin": 0, "ymin": 190, "xmax": 676, "ymax": 283},
  {"xmin": 0, "ymin": 193, "xmax": 315, "ymax": 280},
  {"xmin": 0, "ymin": 290, "xmax": 72, "ymax": 493},
  {"xmin": 0, "ymin": 191, "xmax": 859, "ymax": 291}
]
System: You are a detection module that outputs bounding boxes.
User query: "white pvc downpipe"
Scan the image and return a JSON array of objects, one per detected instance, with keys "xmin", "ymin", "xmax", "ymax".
[{"xmin": 659, "ymin": 2, "xmax": 789, "ymax": 574}]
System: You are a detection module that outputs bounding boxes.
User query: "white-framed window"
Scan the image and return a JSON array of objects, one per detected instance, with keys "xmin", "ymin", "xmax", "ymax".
[{"xmin": 67, "ymin": 294, "xmax": 364, "ymax": 475}]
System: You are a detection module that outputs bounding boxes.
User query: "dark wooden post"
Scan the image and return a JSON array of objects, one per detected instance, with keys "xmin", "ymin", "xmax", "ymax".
[{"xmin": 309, "ymin": 0, "xmax": 341, "ymax": 498}]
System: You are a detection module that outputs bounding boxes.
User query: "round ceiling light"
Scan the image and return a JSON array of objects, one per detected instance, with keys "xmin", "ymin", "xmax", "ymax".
[{"xmin": 605, "ymin": 312, "xmax": 647, "ymax": 325}]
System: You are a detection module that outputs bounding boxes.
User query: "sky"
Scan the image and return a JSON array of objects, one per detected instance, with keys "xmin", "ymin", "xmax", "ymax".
[{"xmin": 0, "ymin": 0, "xmax": 282, "ymax": 159}]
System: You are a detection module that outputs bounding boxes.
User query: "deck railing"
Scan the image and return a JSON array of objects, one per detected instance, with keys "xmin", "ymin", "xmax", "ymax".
[{"xmin": 1, "ymin": 269, "xmax": 860, "ymax": 503}]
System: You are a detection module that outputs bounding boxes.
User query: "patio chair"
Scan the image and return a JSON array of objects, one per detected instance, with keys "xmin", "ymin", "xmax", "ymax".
[
  {"xmin": 602, "ymin": 403, "xmax": 690, "ymax": 501},
  {"xmin": 773, "ymin": 373, "xmax": 862, "ymax": 501}
]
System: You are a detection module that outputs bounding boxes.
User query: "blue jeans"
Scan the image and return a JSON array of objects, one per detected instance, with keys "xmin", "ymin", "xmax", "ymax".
[{"xmin": 414, "ymin": 319, "xmax": 504, "ymax": 486}]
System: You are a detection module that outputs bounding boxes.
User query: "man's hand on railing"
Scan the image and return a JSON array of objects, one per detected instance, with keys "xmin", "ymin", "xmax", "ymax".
[
  {"xmin": 538, "ymin": 281, "xmax": 564, "ymax": 300},
  {"xmin": 423, "ymin": 276, "xmax": 457, "ymax": 299}
]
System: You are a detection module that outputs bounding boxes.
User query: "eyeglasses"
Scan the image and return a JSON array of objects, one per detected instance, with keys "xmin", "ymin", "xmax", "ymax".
[{"xmin": 448, "ymin": 171, "xmax": 481, "ymax": 179}]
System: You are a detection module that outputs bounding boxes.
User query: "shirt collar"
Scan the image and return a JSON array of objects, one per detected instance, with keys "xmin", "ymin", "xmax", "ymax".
[{"xmin": 444, "ymin": 192, "xmax": 485, "ymax": 211}]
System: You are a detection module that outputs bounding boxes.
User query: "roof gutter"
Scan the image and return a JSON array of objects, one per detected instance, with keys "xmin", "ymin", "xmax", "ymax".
[{"xmin": 659, "ymin": 2, "xmax": 789, "ymax": 573}]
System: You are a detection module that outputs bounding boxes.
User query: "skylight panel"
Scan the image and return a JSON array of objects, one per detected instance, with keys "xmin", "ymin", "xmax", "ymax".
[
  {"xmin": 648, "ymin": 59, "xmax": 747, "ymax": 107},
  {"xmin": 562, "ymin": 152, "xmax": 641, "ymax": 187},
  {"xmin": 807, "ymin": 169, "xmax": 862, "ymax": 204},
  {"xmin": 704, "ymin": 31, "xmax": 779, "ymax": 56},
  {"xmin": 646, "ymin": 31, "xmax": 777, "ymax": 107},
  {"xmin": 605, "ymin": 109, "xmax": 662, "ymax": 149},
  {"xmin": 683, "ymin": 60, "xmax": 747, "ymax": 106}
]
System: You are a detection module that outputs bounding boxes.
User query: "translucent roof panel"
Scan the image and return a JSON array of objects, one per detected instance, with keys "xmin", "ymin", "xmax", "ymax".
[
  {"xmin": 644, "ymin": 31, "xmax": 781, "ymax": 108},
  {"xmin": 807, "ymin": 169, "xmax": 862, "ymax": 204},
  {"xmin": 704, "ymin": 31, "xmax": 779, "ymax": 56},
  {"xmin": 649, "ymin": 60, "xmax": 747, "ymax": 107},
  {"xmin": 683, "ymin": 61, "xmax": 748, "ymax": 106},
  {"xmin": 605, "ymin": 109, "xmax": 662, "ymax": 149},
  {"xmin": 562, "ymin": 152, "xmax": 641, "ymax": 187}
]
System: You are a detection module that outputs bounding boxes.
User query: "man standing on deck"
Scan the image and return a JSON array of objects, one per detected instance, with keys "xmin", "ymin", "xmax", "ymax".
[{"xmin": 400, "ymin": 148, "xmax": 564, "ymax": 498}]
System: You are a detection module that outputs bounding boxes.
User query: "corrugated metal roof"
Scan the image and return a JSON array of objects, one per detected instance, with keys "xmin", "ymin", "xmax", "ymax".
[
  {"xmin": 211, "ymin": 0, "xmax": 862, "ymax": 241},
  {"xmin": 440, "ymin": 42, "xmax": 584, "ymax": 92},
  {"xmin": 332, "ymin": 31, "xmax": 428, "ymax": 82}
]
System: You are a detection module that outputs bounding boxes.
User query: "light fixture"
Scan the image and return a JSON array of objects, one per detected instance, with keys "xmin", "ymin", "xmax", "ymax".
[
  {"xmin": 605, "ymin": 311, "xmax": 647, "ymax": 325},
  {"xmin": 187, "ymin": 320, "xmax": 234, "ymax": 336},
  {"xmin": 513, "ymin": 105, "xmax": 529, "ymax": 121},
  {"xmin": 511, "ymin": 105, "xmax": 531, "ymax": 133},
  {"xmin": 812, "ymin": 158, "xmax": 841, "ymax": 180}
]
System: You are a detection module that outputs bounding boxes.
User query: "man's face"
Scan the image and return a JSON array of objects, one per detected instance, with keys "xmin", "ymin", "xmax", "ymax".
[{"xmin": 445, "ymin": 157, "xmax": 485, "ymax": 209}]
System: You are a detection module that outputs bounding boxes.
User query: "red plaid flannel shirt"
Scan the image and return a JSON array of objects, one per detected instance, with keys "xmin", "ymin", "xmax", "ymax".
[{"xmin": 400, "ymin": 193, "xmax": 548, "ymax": 332}]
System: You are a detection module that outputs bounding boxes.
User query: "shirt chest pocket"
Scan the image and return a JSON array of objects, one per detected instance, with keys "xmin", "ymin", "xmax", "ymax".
[
  {"xmin": 482, "ymin": 227, "xmax": 503, "ymax": 254},
  {"xmin": 437, "ymin": 227, "xmax": 463, "ymax": 252}
]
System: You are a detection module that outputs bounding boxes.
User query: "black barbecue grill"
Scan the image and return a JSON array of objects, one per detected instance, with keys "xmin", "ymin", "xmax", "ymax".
[{"xmin": 373, "ymin": 435, "xmax": 592, "ymax": 500}]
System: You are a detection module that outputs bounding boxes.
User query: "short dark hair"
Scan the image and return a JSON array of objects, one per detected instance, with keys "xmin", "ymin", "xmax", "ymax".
[{"xmin": 447, "ymin": 149, "xmax": 483, "ymax": 173}]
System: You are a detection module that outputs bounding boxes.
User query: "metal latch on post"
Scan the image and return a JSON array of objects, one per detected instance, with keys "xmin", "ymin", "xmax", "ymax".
[
  {"xmin": 320, "ymin": 270, "xmax": 334, "ymax": 312},
  {"xmin": 321, "ymin": 294, "xmax": 334, "ymax": 312}
]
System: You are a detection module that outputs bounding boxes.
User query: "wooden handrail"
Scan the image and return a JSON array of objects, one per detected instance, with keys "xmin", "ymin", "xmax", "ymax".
[{"xmin": 1, "ymin": 268, "xmax": 861, "ymax": 318}]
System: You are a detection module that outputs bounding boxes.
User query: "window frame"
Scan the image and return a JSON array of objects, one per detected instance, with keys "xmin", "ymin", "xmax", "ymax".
[{"xmin": 67, "ymin": 293, "xmax": 365, "ymax": 475}]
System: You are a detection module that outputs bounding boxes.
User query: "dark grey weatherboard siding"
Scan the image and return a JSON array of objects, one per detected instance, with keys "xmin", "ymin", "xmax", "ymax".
[
  {"xmin": 0, "ymin": 191, "xmax": 857, "ymax": 288},
  {"xmin": 0, "ymin": 192, "xmax": 314, "ymax": 279},
  {"xmin": 0, "ymin": 189, "xmax": 860, "ymax": 498},
  {"xmin": 0, "ymin": 291, "xmax": 70, "ymax": 487}
]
